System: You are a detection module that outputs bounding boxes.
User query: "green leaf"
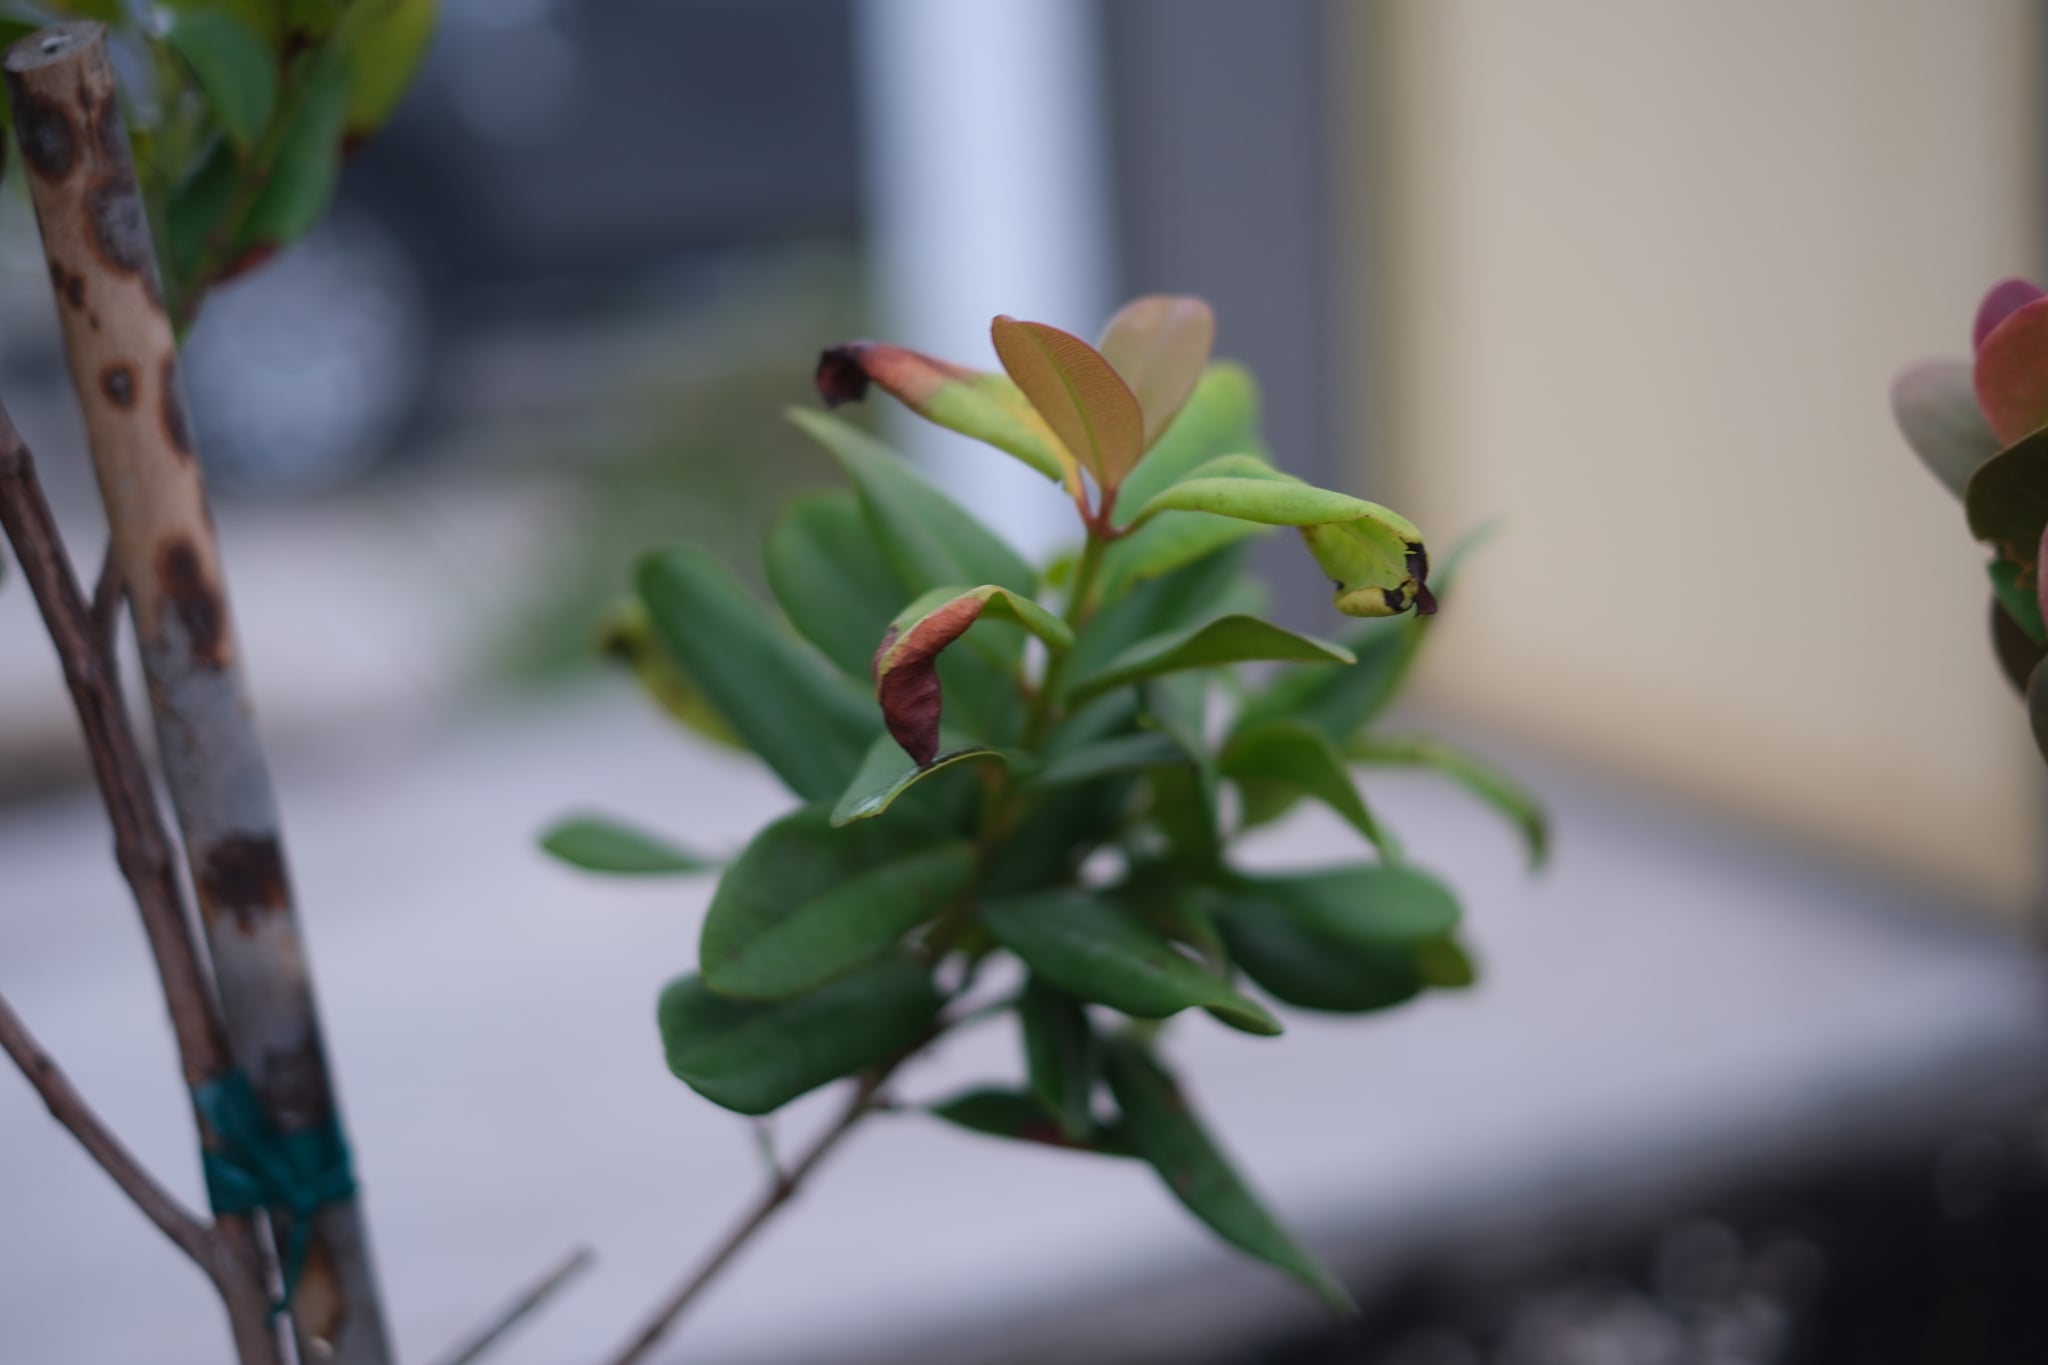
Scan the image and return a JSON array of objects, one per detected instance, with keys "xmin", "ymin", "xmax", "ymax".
[
  {"xmin": 1238, "ymin": 619, "xmax": 1417, "ymax": 744},
  {"xmin": 1071, "ymin": 541, "xmax": 1258, "ymax": 681},
  {"xmin": 814, "ymin": 341, "xmax": 1074, "ymax": 486},
  {"xmin": 538, "ymin": 813, "xmax": 715, "ymax": 875},
  {"xmin": 1988, "ymin": 556, "xmax": 2047, "ymax": 646},
  {"xmin": 1220, "ymin": 719, "xmax": 1400, "ymax": 858},
  {"xmin": 701, "ymin": 804, "xmax": 975, "ymax": 1000},
  {"xmin": 928, "ymin": 1088, "xmax": 1135, "ymax": 1155},
  {"xmin": 1103, "ymin": 1039, "xmax": 1354, "ymax": 1313},
  {"xmin": 873, "ymin": 584, "xmax": 1066, "ymax": 763},
  {"xmin": 1212, "ymin": 898, "xmax": 1426, "ymax": 1014},
  {"xmin": 832, "ymin": 732, "xmax": 1008, "ymax": 827},
  {"xmin": 1891, "ymin": 359, "xmax": 1999, "ymax": 500},
  {"xmin": 1992, "ymin": 592, "xmax": 2046, "ymax": 696},
  {"xmin": 1348, "ymin": 734, "xmax": 1549, "ymax": 869},
  {"xmin": 239, "ymin": 46, "xmax": 350, "ymax": 247},
  {"xmin": 764, "ymin": 490, "xmax": 907, "ymax": 681},
  {"xmin": 991, "ymin": 315, "xmax": 1146, "ymax": 493},
  {"xmin": 1418, "ymin": 936, "xmax": 1479, "ymax": 989},
  {"xmin": 658, "ymin": 958, "xmax": 939, "ymax": 1115},
  {"xmin": 1032, "ymin": 731, "xmax": 1188, "ymax": 787},
  {"xmin": 1098, "ymin": 508, "xmax": 1269, "ymax": 601},
  {"xmin": 1021, "ymin": 977, "xmax": 1097, "ymax": 1138},
  {"xmin": 1068, "ymin": 616, "xmax": 1354, "ymax": 706},
  {"xmin": 1116, "ymin": 363, "xmax": 1263, "ymax": 521},
  {"xmin": 788, "ymin": 407, "xmax": 1036, "ymax": 596},
  {"xmin": 1236, "ymin": 522, "xmax": 1491, "ymax": 742},
  {"xmin": 1965, "ymin": 424, "xmax": 2048, "ymax": 566},
  {"xmin": 1240, "ymin": 865, "xmax": 1461, "ymax": 947},
  {"xmin": 983, "ymin": 892, "xmax": 1281, "ymax": 1036},
  {"xmin": 637, "ymin": 547, "xmax": 879, "ymax": 801},
  {"xmin": 168, "ymin": 11, "xmax": 279, "ymax": 152},
  {"xmin": 166, "ymin": 137, "xmax": 241, "ymax": 290},
  {"xmin": 1098, "ymin": 295, "xmax": 1216, "ymax": 450},
  {"xmin": 337, "ymin": 0, "xmax": 436, "ymax": 135},
  {"xmin": 1126, "ymin": 460, "xmax": 1430, "ymax": 617}
]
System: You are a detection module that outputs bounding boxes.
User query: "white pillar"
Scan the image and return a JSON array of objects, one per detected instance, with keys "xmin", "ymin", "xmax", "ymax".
[{"xmin": 852, "ymin": 0, "xmax": 1114, "ymax": 559}]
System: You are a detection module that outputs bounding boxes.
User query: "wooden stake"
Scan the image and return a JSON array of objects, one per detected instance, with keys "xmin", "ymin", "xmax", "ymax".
[{"xmin": 4, "ymin": 24, "xmax": 394, "ymax": 1364}]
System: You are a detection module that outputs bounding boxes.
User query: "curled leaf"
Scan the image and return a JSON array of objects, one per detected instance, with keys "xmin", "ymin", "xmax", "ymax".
[
  {"xmin": 1098, "ymin": 296, "xmax": 1216, "ymax": 449},
  {"xmin": 874, "ymin": 585, "xmax": 1072, "ymax": 764},
  {"xmin": 814, "ymin": 341, "xmax": 1075, "ymax": 486},
  {"xmin": 991, "ymin": 316, "xmax": 1146, "ymax": 495},
  {"xmin": 1127, "ymin": 458, "xmax": 1431, "ymax": 616}
]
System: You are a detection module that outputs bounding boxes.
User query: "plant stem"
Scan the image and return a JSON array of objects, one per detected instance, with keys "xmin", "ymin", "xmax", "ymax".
[
  {"xmin": 0, "ymin": 992, "xmax": 214, "ymax": 1264},
  {"xmin": 1021, "ymin": 531, "xmax": 1108, "ymax": 750},
  {"xmin": 0, "ymin": 402, "xmax": 285, "ymax": 1365},
  {"xmin": 602, "ymin": 1068, "xmax": 895, "ymax": 1365},
  {"xmin": 428, "ymin": 1246, "xmax": 596, "ymax": 1365}
]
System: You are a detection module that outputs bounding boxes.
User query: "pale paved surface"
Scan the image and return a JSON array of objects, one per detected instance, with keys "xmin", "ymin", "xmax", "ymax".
[{"xmin": 1, "ymin": 690, "xmax": 2044, "ymax": 1365}]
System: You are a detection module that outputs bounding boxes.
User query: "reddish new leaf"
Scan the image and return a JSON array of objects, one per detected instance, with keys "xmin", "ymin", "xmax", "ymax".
[
  {"xmin": 814, "ymin": 341, "xmax": 1073, "ymax": 485},
  {"xmin": 1974, "ymin": 277, "xmax": 2046, "ymax": 353},
  {"xmin": 1974, "ymin": 296, "xmax": 2048, "ymax": 445},
  {"xmin": 1099, "ymin": 295, "xmax": 1217, "ymax": 449},
  {"xmin": 991, "ymin": 316, "xmax": 1146, "ymax": 494}
]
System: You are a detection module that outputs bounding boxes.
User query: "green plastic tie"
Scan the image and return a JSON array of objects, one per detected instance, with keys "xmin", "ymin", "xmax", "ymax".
[{"xmin": 193, "ymin": 1070, "xmax": 356, "ymax": 1315}]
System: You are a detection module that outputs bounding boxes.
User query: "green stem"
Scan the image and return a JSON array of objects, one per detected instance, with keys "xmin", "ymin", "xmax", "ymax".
[{"xmin": 1021, "ymin": 533, "xmax": 1106, "ymax": 750}]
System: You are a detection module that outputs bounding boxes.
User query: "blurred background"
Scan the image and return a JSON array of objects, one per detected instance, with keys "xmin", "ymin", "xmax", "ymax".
[{"xmin": 6, "ymin": 2, "xmax": 2048, "ymax": 1363}]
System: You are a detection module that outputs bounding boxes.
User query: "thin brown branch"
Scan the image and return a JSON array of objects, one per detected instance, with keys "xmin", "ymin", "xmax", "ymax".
[
  {"xmin": 601, "ymin": 1070, "xmax": 896, "ymax": 1365},
  {"xmin": 0, "ymin": 992, "xmax": 213, "ymax": 1263},
  {"xmin": 0, "ymin": 402, "xmax": 286, "ymax": 1365},
  {"xmin": 429, "ymin": 1246, "xmax": 596, "ymax": 1365}
]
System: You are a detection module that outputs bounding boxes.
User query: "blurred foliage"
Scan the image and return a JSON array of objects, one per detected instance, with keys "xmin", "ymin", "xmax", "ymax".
[
  {"xmin": 1894, "ymin": 277, "xmax": 2048, "ymax": 761},
  {"xmin": 0, "ymin": 0, "xmax": 434, "ymax": 327}
]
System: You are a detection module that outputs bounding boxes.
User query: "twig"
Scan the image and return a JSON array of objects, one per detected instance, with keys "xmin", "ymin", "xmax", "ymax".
[
  {"xmin": 602, "ymin": 1068, "xmax": 897, "ymax": 1365},
  {"xmin": 0, "ymin": 992, "xmax": 212, "ymax": 1263},
  {"xmin": 428, "ymin": 1246, "xmax": 596, "ymax": 1365},
  {"xmin": 0, "ymin": 398, "xmax": 285, "ymax": 1365}
]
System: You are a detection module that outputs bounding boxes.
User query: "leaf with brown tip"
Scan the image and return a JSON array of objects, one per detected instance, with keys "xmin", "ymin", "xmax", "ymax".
[
  {"xmin": 1099, "ymin": 296, "xmax": 1217, "ymax": 450},
  {"xmin": 814, "ymin": 341, "xmax": 1075, "ymax": 486},
  {"xmin": 991, "ymin": 316, "xmax": 1146, "ymax": 494}
]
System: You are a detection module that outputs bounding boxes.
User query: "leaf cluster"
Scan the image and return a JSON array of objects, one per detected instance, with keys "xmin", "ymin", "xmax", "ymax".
[
  {"xmin": 1893, "ymin": 276, "xmax": 2048, "ymax": 761},
  {"xmin": 546, "ymin": 298, "xmax": 1543, "ymax": 1308},
  {"xmin": 0, "ymin": 0, "xmax": 434, "ymax": 325}
]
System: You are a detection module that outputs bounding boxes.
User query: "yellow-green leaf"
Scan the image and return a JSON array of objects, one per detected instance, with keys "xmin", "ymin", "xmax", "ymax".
[{"xmin": 1067, "ymin": 615, "xmax": 1354, "ymax": 707}]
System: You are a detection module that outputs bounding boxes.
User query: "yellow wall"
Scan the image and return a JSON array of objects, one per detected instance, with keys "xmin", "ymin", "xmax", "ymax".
[{"xmin": 1348, "ymin": 1, "xmax": 2044, "ymax": 910}]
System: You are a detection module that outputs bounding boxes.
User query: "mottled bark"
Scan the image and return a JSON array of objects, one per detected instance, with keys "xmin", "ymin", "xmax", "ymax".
[{"xmin": 3, "ymin": 23, "xmax": 392, "ymax": 1364}]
